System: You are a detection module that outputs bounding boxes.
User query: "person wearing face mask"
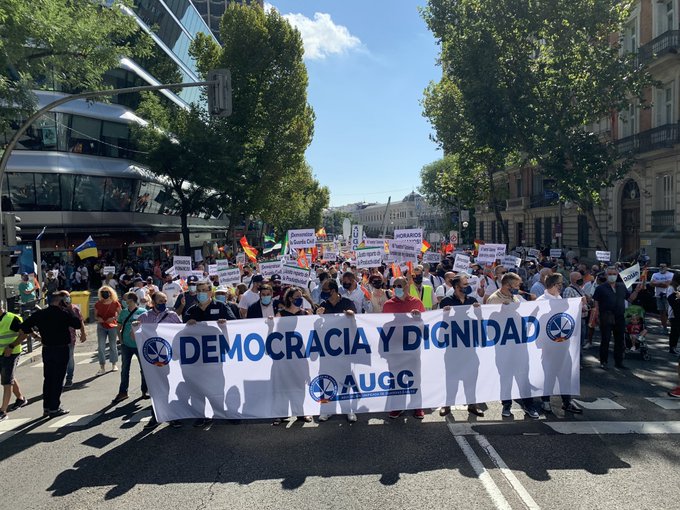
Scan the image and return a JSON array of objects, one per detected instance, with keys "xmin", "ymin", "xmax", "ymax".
[
  {"xmin": 241, "ymin": 266, "xmax": 253, "ymax": 287},
  {"xmin": 593, "ymin": 267, "xmax": 643, "ymax": 369},
  {"xmin": 408, "ymin": 265, "xmax": 435, "ymax": 311},
  {"xmin": 480, "ymin": 265, "xmax": 508, "ymax": 304},
  {"xmin": 562, "ymin": 271, "xmax": 590, "ymax": 348},
  {"xmin": 276, "ymin": 287, "xmax": 312, "ymax": 318},
  {"xmin": 174, "ymin": 275, "xmax": 200, "ymax": 321},
  {"xmin": 185, "ymin": 282, "xmax": 238, "ymax": 324},
  {"xmin": 246, "ymin": 284, "xmax": 276, "ymax": 319},
  {"xmin": 435, "ymin": 271, "xmax": 456, "ymax": 305},
  {"xmin": 383, "ymin": 277, "xmax": 426, "ymax": 419},
  {"xmin": 439, "ymin": 274, "xmax": 484, "ymax": 418},
  {"xmin": 368, "ymin": 275, "xmax": 390, "ymax": 313},
  {"xmin": 339, "ymin": 272, "xmax": 371, "ymax": 314},
  {"xmin": 63, "ymin": 291, "xmax": 86, "ymax": 388},
  {"xmin": 18, "ymin": 273, "xmax": 37, "ymax": 307},
  {"xmin": 94, "ymin": 285, "xmax": 122, "ymax": 375},
  {"xmin": 650, "ymin": 264, "xmax": 674, "ymax": 334},
  {"xmin": 311, "ymin": 272, "xmax": 330, "ymax": 305},
  {"xmin": 15, "ymin": 291, "xmax": 82, "ymax": 417},
  {"xmin": 112, "ymin": 293, "xmax": 149, "ymax": 404},
  {"xmin": 239, "ymin": 275, "xmax": 264, "ymax": 319}
]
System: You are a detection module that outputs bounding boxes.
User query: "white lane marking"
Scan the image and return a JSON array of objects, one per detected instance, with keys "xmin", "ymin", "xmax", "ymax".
[
  {"xmin": 454, "ymin": 435, "xmax": 512, "ymax": 510},
  {"xmin": 77, "ymin": 359, "xmax": 97, "ymax": 365},
  {"xmin": 0, "ymin": 418, "xmax": 30, "ymax": 433},
  {"xmin": 49, "ymin": 414, "xmax": 100, "ymax": 428},
  {"xmin": 545, "ymin": 421, "xmax": 680, "ymax": 435},
  {"xmin": 447, "ymin": 422, "xmax": 480, "ymax": 436},
  {"xmin": 572, "ymin": 398, "xmax": 625, "ymax": 410},
  {"xmin": 645, "ymin": 397, "xmax": 680, "ymax": 410},
  {"xmin": 475, "ymin": 435, "xmax": 541, "ymax": 510}
]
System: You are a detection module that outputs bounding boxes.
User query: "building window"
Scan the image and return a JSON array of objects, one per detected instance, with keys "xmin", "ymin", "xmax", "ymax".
[
  {"xmin": 103, "ymin": 178, "xmax": 135, "ymax": 212},
  {"xmin": 6, "ymin": 173, "xmax": 36, "ymax": 211},
  {"xmin": 516, "ymin": 178, "xmax": 523, "ymax": 198},
  {"xmin": 479, "ymin": 221, "xmax": 484, "ymax": 241},
  {"xmin": 655, "ymin": 82, "xmax": 675, "ymax": 126},
  {"xmin": 657, "ymin": 247, "xmax": 672, "ymax": 265},
  {"xmin": 578, "ymin": 215, "xmax": 589, "ymax": 248},
  {"xmin": 491, "ymin": 221, "xmax": 497, "ymax": 243},
  {"xmin": 72, "ymin": 175, "xmax": 105, "ymax": 211},
  {"xmin": 535, "ymin": 217, "xmax": 542, "ymax": 246},
  {"xmin": 516, "ymin": 222, "xmax": 524, "ymax": 245},
  {"xmin": 35, "ymin": 173, "xmax": 61, "ymax": 211},
  {"xmin": 544, "ymin": 217, "xmax": 552, "ymax": 246},
  {"xmin": 619, "ymin": 103, "xmax": 638, "ymax": 138},
  {"xmin": 656, "ymin": 173, "xmax": 674, "ymax": 210},
  {"xmin": 624, "ymin": 18, "xmax": 637, "ymax": 53}
]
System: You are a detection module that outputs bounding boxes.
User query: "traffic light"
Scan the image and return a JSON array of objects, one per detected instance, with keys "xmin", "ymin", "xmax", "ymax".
[
  {"xmin": 1, "ymin": 212, "xmax": 21, "ymax": 246},
  {"xmin": 207, "ymin": 69, "xmax": 232, "ymax": 117}
]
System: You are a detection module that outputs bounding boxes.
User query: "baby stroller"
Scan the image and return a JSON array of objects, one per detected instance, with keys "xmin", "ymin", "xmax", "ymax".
[{"xmin": 624, "ymin": 305, "xmax": 651, "ymax": 361}]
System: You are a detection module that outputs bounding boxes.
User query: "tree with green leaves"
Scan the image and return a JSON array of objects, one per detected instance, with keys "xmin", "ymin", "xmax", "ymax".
[
  {"xmin": 419, "ymin": 154, "xmax": 489, "ymax": 213},
  {"xmin": 189, "ymin": 3, "xmax": 315, "ymax": 245},
  {"xmin": 323, "ymin": 210, "xmax": 353, "ymax": 237},
  {"xmin": 0, "ymin": 0, "xmax": 148, "ymax": 128},
  {"xmin": 422, "ymin": 0, "xmax": 650, "ymax": 249}
]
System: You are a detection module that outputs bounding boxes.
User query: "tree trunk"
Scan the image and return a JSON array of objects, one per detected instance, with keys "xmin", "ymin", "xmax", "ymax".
[
  {"xmin": 180, "ymin": 208, "xmax": 191, "ymax": 256},
  {"xmin": 583, "ymin": 203, "xmax": 607, "ymax": 251},
  {"xmin": 487, "ymin": 166, "xmax": 509, "ymax": 244}
]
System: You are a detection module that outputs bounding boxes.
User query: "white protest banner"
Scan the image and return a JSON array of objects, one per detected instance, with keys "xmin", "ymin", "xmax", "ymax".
[
  {"xmin": 362, "ymin": 237, "xmax": 386, "ymax": 248},
  {"xmin": 259, "ymin": 260, "xmax": 283, "ymax": 279},
  {"xmin": 173, "ymin": 256, "xmax": 192, "ymax": 277},
  {"xmin": 135, "ymin": 298, "xmax": 582, "ymax": 421},
  {"xmin": 216, "ymin": 259, "xmax": 229, "ymax": 273},
  {"xmin": 288, "ymin": 229, "xmax": 316, "ymax": 249},
  {"xmin": 355, "ymin": 247, "xmax": 383, "ymax": 268},
  {"xmin": 502, "ymin": 256, "xmax": 521, "ymax": 268},
  {"xmin": 236, "ymin": 253, "xmax": 246, "ymax": 265},
  {"xmin": 388, "ymin": 241, "xmax": 419, "ymax": 264},
  {"xmin": 453, "ymin": 253, "xmax": 471, "ymax": 273},
  {"xmin": 491, "ymin": 244, "xmax": 507, "ymax": 258},
  {"xmin": 189, "ymin": 270, "xmax": 205, "ymax": 280},
  {"xmin": 528, "ymin": 248, "xmax": 541, "ymax": 259},
  {"xmin": 350, "ymin": 224, "xmax": 364, "ymax": 252},
  {"xmin": 423, "ymin": 252, "xmax": 442, "ymax": 265},
  {"xmin": 102, "ymin": 266, "xmax": 116, "ymax": 275},
  {"xmin": 476, "ymin": 245, "xmax": 498, "ymax": 265},
  {"xmin": 165, "ymin": 266, "xmax": 176, "ymax": 277},
  {"xmin": 281, "ymin": 264, "xmax": 310, "ymax": 287},
  {"xmin": 218, "ymin": 268, "xmax": 241, "ymax": 286},
  {"xmin": 596, "ymin": 251, "xmax": 611, "ymax": 262},
  {"xmin": 550, "ymin": 249, "xmax": 562, "ymax": 258},
  {"xmin": 194, "ymin": 249, "xmax": 203, "ymax": 263},
  {"xmin": 619, "ymin": 263, "xmax": 641, "ymax": 289},
  {"xmin": 394, "ymin": 228, "xmax": 423, "ymax": 246},
  {"xmin": 208, "ymin": 264, "xmax": 218, "ymax": 276}
]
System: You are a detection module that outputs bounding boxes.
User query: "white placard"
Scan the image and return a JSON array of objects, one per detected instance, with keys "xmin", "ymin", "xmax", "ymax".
[
  {"xmin": 216, "ymin": 259, "xmax": 229, "ymax": 273},
  {"xmin": 135, "ymin": 298, "xmax": 582, "ymax": 421},
  {"xmin": 288, "ymin": 229, "xmax": 316, "ymax": 249},
  {"xmin": 194, "ymin": 249, "xmax": 203, "ymax": 262},
  {"xmin": 355, "ymin": 247, "xmax": 383, "ymax": 268},
  {"xmin": 102, "ymin": 266, "xmax": 116, "ymax": 275},
  {"xmin": 476, "ymin": 245, "xmax": 498, "ymax": 265},
  {"xmin": 596, "ymin": 251, "xmax": 611, "ymax": 262},
  {"xmin": 453, "ymin": 254, "xmax": 471, "ymax": 273},
  {"xmin": 281, "ymin": 264, "xmax": 311, "ymax": 287},
  {"xmin": 218, "ymin": 268, "xmax": 242, "ymax": 286},
  {"xmin": 423, "ymin": 252, "xmax": 442, "ymax": 265},
  {"xmin": 388, "ymin": 241, "xmax": 419, "ymax": 264},
  {"xmin": 502, "ymin": 255, "xmax": 521, "ymax": 268},
  {"xmin": 394, "ymin": 228, "xmax": 423, "ymax": 246},
  {"xmin": 350, "ymin": 224, "xmax": 364, "ymax": 252},
  {"xmin": 550, "ymin": 249, "xmax": 562, "ymax": 258},
  {"xmin": 259, "ymin": 260, "xmax": 283, "ymax": 278},
  {"xmin": 528, "ymin": 248, "xmax": 541, "ymax": 259},
  {"xmin": 236, "ymin": 253, "xmax": 246, "ymax": 265},
  {"xmin": 485, "ymin": 243, "xmax": 506, "ymax": 258},
  {"xmin": 208, "ymin": 264, "xmax": 218, "ymax": 276},
  {"xmin": 165, "ymin": 266, "xmax": 176, "ymax": 277},
  {"xmin": 362, "ymin": 237, "xmax": 386, "ymax": 248},
  {"xmin": 173, "ymin": 256, "xmax": 192, "ymax": 277},
  {"xmin": 189, "ymin": 270, "xmax": 205, "ymax": 280},
  {"xmin": 619, "ymin": 263, "xmax": 641, "ymax": 289}
]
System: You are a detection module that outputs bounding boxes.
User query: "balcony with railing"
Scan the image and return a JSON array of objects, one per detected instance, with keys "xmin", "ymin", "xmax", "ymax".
[
  {"xmin": 506, "ymin": 196, "xmax": 528, "ymax": 210},
  {"xmin": 616, "ymin": 123, "xmax": 680, "ymax": 155},
  {"xmin": 530, "ymin": 192, "xmax": 559, "ymax": 209},
  {"xmin": 637, "ymin": 30, "xmax": 680, "ymax": 66},
  {"xmin": 651, "ymin": 210, "xmax": 676, "ymax": 232}
]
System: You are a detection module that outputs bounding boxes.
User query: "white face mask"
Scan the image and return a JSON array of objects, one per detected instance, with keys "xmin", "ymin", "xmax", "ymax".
[{"xmin": 607, "ymin": 275, "xmax": 618, "ymax": 283}]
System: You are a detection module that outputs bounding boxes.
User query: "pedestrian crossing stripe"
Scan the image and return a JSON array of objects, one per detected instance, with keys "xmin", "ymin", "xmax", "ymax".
[
  {"xmin": 545, "ymin": 421, "xmax": 680, "ymax": 435},
  {"xmin": 572, "ymin": 398, "xmax": 626, "ymax": 410},
  {"xmin": 0, "ymin": 418, "xmax": 30, "ymax": 433},
  {"xmin": 48, "ymin": 414, "xmax": 100, "ymax": 428},
  {"xmin": 645, "ymin": 397, "xmax": 680, "ymax": 410}
]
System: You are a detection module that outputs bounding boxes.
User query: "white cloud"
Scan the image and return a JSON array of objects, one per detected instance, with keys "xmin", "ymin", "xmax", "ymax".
[{"xmin": 265, "ymin": 3, "xmax": 363, "ymax": 60}]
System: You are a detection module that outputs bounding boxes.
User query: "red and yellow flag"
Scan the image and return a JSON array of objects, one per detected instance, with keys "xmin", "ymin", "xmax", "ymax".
[
  {"xmin": 316, "ymin": 227, "xmax": 327, "ymax": 237},
  {"xmin": 420, "ymin": 240, "xmax": 431, "ymax": 253},
  {"xmin": 445, "ymin": 243, "xmax": 454, "ymax": 254},
  {"xmin": 311, "ymin": 246, "xmax": 319, "ymax": 262},
  {"xmin": 239, "ymin": 236, "xmax": 258, "ymax": 263},
  {"xmin": 297, "ymin": 249, "xmax": 309, "ymax": 269},
  {"xmin": 391, "ymin": 263, "xmax": 402, "ymax": 278},
  {"xmin": 473, "ymin": 239, "xmax": 484, "ymax": 257}
]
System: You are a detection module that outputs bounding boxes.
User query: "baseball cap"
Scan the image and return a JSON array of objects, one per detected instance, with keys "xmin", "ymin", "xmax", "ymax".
[
  {"xmin": 270, "ymin": 274, "xmax": 281, "ymax": 282},
  {"xmin": 132, "ymin": 277, "xmax": 144, "ymax": 284},
  {"xmin": 186, "ymin": 275, "xmax": 199, "ymax": 283},
  {"xmin": 251, "ymin": 274, "xmax": 264, "ymax": 283}
]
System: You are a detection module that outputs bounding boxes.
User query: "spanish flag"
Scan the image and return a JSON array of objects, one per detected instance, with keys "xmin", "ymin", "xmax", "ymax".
[
  {"xmin": 74, "ymin": 236, "xmax": 98, "ymax": 259},
  {"xmin": 421, "ymin": 240, "xmax": 431, "ymax": 253},
  {"xmin": 239, "ymin": 236, "xmax": 258, "ymax": 263},
  {"xmin": 316, "ymin": 227, "xmax": 327, "ymax": 237}
]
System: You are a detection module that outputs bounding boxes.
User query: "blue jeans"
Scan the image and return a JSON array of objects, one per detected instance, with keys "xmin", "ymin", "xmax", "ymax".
[
  {"xmin": 65, "ymin": 343, "xmax": 75, "ymax": 381},
  {"xmin": 118, "ymin": 344, "xmax": 148, "ymax": 395},
  {"xmin": 97, "ymin": 325, "xmax": 119, "ymax": 365}
]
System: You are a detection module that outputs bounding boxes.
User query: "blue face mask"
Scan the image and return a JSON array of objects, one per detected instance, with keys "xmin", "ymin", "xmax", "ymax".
[
  {"xmin": 394, "ymin": 287, "xmax": 405, "ymax": 299},
  {"xmin": 462, "ymin": 286, "xmax": 473, "ymax": 295},
  {"xmin": 510, "ymin": 288, "xmax": 520, "ymax": 295},
  {"xmin": 215, "ymin": 295, "xmax": 227, "ymax": 304},
  {"xmin": 320, "ymin": 292, "xmax": 330, "ymax": 301},
  {"xmin": 261, "ymin": 296, "xmax": 273, "ymax": 306},
  {"xmin": 294, "ymin": 297, "xmax": 304, "ymax": 307},
  {"xmin": 197, "ymin": 292, "xmax": 210, "ymax": 303},
  {"xmin": 155, "ymin": 303, "xmax": 167, "ymax": 312}
]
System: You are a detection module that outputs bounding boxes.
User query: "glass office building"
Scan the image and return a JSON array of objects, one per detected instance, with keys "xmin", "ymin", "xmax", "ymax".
[
  {"xmin": 1, "ymin": 1, "xmax": 225, "ymax": 257},
  {"xmin": 192, "ymin": 0, "xmax": 263, "ymax": 41}
]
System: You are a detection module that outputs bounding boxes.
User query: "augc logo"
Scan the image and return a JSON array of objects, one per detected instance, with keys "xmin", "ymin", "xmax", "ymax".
[
  {"xmin": 143, "ymin": 337, "xmax": 173, "ymax": 366},
  {"xmin": 309, "ymin": 375, "xmax": 338, "ymax": 403},
  {"xmin": 546, "ymin": 313, "xmax": 576, "ymax": 343}
]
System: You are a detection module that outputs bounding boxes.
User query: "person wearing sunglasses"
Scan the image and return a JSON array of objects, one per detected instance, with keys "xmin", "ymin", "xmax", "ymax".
[{"xmin": 383, "ymin": 277, "xmax": 426, "ymax": 420}]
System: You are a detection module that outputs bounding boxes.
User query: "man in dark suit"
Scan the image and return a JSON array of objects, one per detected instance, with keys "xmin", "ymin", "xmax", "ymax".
[{"xmin": 246, "ymin": 284, "xmax": 276, "ymax": 319}]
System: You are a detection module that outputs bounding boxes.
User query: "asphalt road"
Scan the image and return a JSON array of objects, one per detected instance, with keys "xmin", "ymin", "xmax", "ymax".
[{"xmin": 1, "ymin": 319, "xmax": 679, "ymax": 510}]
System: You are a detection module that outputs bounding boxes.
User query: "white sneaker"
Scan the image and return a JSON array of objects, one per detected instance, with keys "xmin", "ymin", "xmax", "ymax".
[
  {"xmin": 541, "ymin": 401, "xmax": 552, "ymax": 413},
  {"xmin": 318, "ymin": 414, "xmax": 330, "ymax": 422},
  {"xmin": 111, "ymin": 364, "xmax": 119, "ymax": 372},
  {"xmin": 96, "ymin": 367, "xmax": 106, "ymax": 375},
  {"xmin": 347, "ymin": 411, "xmax": 357, "ymax": 422}
]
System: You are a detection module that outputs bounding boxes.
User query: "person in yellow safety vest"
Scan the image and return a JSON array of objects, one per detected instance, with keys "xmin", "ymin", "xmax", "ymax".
[
  {"xmin": 0, "ymin": 306, "xmax": 28, "ymax": 421},
  {"xmin": 408, "ymin": 265, "xmax": 435, "ymax": 311}
]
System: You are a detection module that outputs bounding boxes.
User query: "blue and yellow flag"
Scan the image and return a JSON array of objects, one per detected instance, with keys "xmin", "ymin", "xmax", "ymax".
[{"xmin": 74, "ymin": 236, "xmax": 98, "ymax": 259}]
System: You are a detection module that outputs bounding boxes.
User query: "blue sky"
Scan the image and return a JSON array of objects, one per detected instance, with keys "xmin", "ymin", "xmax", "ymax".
[{"xmin": 267, "ymin": 1, "xmax": 442, "ymax": 207}]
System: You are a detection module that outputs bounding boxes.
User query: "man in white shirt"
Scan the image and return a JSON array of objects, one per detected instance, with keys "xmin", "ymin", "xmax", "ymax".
[
  {"xmin": 161, "ymin": 274, "xmax": 183, "ymax": 309},
  {"xmin": 651, "ymin": 264, "xmax": 674, "ymax": 331},
  {"xmin": 238, "ymin": 275, "xmax": 263, "ymax": 318},
  {"xmin": 435, "ymin": 271, "xmax": 456, "ymax": 305}
]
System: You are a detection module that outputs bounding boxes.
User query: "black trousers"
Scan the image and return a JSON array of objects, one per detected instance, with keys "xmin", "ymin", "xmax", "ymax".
[
  {"xmin": 599, "ymin": 314, "xmax": 625, "ymax": 365},
  {"xmin": 670, "ymin": 318, "xmax": 680, "ymax": 350},
  {"xmin": 43, "ymin": 344, "xmax": 69, "ymax": 412}
]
